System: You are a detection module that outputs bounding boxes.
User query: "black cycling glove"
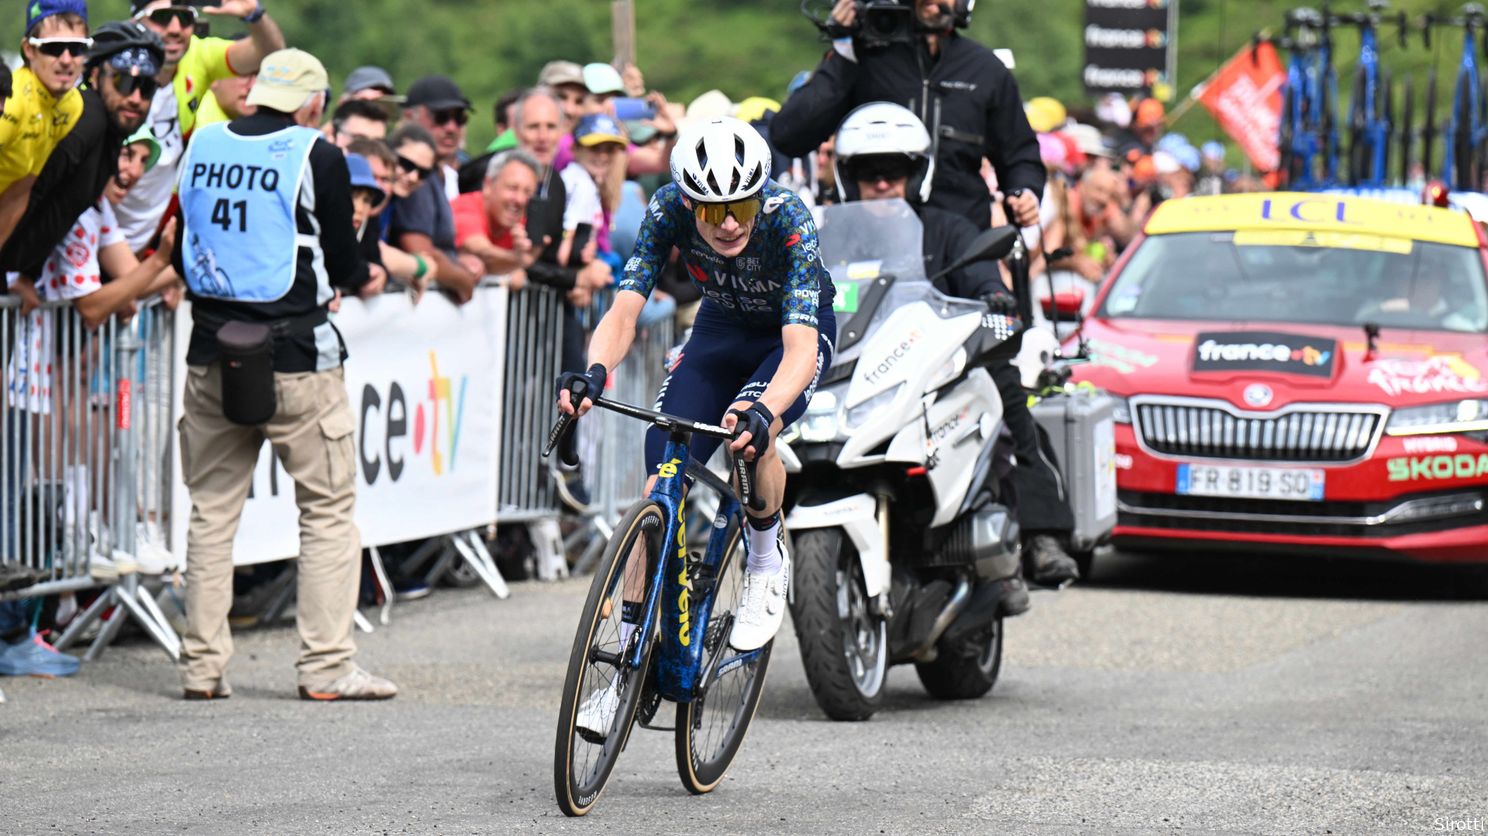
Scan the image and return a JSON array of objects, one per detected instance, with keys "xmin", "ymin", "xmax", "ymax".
[
  {"xmin": 558, "ymin": 363, "xmax": 608, "ymax": 409},
  {"xmin": 728, "ymin": 401, "xmax": 776, "ymax": 460}
]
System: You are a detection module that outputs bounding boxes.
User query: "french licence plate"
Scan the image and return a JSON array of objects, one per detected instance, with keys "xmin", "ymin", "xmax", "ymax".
[{"xmin": 1176, "ymin": 464, "xmax": 1325, "ymax": 501}]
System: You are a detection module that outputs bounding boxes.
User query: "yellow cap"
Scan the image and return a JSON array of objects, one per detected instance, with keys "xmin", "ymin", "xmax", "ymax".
[
  {"xmin": 1024, "ymin": 97, "xmax": 1067, "ymax": 133},
  {"xmin": 733, "ymin": 96, "xmax": 782, "ymax": 123}
]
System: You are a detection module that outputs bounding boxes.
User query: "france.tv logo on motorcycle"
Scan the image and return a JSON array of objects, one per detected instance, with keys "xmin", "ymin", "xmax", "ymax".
[{"xmin": 358, "ymin": 352, "xmax": 468, "ymax": 485}]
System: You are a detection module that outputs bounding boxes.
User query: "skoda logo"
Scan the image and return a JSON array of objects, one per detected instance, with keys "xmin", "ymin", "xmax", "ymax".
[{"xmin": 1243, "ymin": 383, "xmax": 1273, "ymax": 407}]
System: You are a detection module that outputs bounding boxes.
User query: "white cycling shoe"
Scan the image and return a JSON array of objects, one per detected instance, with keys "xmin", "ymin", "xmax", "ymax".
[
  {"xmin": 729, "ymin": 549, "xmax": 791, "ymax": 652},
  {"xmin": 575, "ymin": 679, "xmax": 621, "ymax": 738}
]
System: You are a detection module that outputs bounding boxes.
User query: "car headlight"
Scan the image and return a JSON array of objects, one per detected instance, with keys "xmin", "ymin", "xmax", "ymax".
[
  {"xmin": 1386, "ymin": 399, "xmax": 1488, "ymax": 436},
  {"xmin": 1110, "ymin": 396, "xmax": 1132, "ymax": 425},
  {"xmin": 798, "ymin": 390, "xmax": 842, "ymax": 442},
  {"xmin": 845, "ymin": 383, "xmax": 904, "ymax": 430}
]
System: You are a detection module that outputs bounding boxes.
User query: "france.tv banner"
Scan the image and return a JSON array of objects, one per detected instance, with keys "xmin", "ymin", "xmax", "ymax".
[{"xmin": 1082, "ymin": 0, "xmax": 1176, "ymax": 96}]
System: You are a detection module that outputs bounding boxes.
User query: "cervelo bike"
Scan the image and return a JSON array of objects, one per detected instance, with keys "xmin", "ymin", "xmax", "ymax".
[
  {"xmin": 545, "ymin": 383, "xmax": 773, "ymax": 817},
  {"xmin": 1423, "ymin": 3, "xmax": 1488, "ymax": 191}
]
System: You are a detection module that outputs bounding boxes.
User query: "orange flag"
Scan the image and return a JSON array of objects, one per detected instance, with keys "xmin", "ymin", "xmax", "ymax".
[{"xmin": 1196, "ymin": 43, "xmax": 1287, "ymax": 172}]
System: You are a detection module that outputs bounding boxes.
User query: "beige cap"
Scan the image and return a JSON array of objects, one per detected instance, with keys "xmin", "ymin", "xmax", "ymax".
[
  {"xmin": 538, "ymin": 60, "xmax": 584, "ymax": 88},
  {"xmin": 246, "ymin": 49, "xmax": 329, "ymax": 113}
]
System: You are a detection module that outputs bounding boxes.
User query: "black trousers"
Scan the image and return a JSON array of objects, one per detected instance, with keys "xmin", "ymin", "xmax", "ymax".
[{"xmin": 992, "ymin": 363, "xmax": 1075, "ymax": 536}]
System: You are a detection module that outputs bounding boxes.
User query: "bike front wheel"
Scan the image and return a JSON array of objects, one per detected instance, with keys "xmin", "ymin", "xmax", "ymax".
[
  {"xmin": 554, "ymin": 500, "xmax": 665, "ymax": 817},
  {"xmin": 674, "ymin": 523, "xmax": 774, "ymax": 794}
]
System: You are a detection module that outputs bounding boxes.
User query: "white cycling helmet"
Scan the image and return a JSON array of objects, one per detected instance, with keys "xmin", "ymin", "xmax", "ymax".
[
  {"xmin": 670, "ymin": 116, "xmax": 772, "ymax": 203},
  {"xmin": 833, "ymin": 101, "xmax": 936, "ymax": 205}
]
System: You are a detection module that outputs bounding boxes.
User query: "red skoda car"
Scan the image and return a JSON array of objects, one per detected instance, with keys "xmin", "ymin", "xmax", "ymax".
[{"xmin": 1069, "ymin": 193, "xmax": 1488, "ymax": 562}]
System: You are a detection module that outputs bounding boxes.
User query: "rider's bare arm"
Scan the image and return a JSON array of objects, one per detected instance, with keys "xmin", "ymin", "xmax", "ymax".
[{"xmin": 756, "ymin": 323, "xmax": 821, "ymax": 420}]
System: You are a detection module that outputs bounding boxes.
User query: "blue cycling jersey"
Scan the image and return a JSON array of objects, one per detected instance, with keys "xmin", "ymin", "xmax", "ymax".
[{"xmin": 618, "ymin": 180, "xmax": 835, "ymax": 330}]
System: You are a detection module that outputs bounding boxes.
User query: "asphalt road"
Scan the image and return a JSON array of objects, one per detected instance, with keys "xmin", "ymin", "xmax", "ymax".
[{"xmin": 2, "ymin": 549, "xmax": 1486, "ymax": 835}]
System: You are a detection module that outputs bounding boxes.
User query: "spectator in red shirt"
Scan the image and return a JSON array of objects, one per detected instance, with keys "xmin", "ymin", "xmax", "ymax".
[{"xmin": 453, "ymin": 149, "xmax": 541, "ymax": 289}]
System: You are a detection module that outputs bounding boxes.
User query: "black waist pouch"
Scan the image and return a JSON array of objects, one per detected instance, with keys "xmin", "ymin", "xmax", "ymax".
[{"xmin": 216, "ymin": 321, "xmax": 276, "ymax": 425}]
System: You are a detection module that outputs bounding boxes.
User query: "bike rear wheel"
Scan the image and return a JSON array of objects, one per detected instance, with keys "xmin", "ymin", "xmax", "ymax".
[
  {"xmin": 1279, "ymin": 85, "xmax": 1299, "ymax": 186},
  {"xmin": 554, "ymin": 500, "xmax": 665, "ymax": 817},
  {"xmin": 674, "ymin": 523, "xmax": 774, "ymax": 794}
]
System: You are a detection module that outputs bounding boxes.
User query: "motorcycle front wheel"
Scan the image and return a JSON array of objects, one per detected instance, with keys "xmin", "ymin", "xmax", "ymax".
[{"xmin": 789, "ymin": 528, "xmax": 888, "ymax": 721}]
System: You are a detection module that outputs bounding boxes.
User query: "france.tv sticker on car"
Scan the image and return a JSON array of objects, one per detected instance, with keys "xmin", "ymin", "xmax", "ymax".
[{"xmin": 1191, "ymin": 331, "xmax": 1337, "ymax": 378}]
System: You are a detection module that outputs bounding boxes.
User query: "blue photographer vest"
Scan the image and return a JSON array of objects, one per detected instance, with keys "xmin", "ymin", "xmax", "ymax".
[{"xmin": 178, "ymin": 122, "xmax": 320, "ymax": 302}]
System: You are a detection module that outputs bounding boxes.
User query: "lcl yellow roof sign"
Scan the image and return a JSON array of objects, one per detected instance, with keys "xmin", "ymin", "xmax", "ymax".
[{"xmin": 1143, "ymin": 193, "xmax": 1481, "ymax": 247}]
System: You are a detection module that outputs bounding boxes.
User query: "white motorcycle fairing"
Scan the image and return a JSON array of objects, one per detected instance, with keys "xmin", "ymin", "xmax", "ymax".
[{"xmin": 784, "ymin": 494, "xmax": 889, "ymax": 599}]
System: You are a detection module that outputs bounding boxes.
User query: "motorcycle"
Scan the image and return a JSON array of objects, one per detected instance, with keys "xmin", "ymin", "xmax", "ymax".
[{"xmin": 778, "ymin": 199, "xmax": 1030, "ymax": 721}]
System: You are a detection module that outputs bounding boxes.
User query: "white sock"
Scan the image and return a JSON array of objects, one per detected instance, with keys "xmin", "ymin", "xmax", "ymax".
[
  {"xmin": 619, "ymin": 620, "xmax": 637, "ymax": 652},
  {"xmin": 746, "ymin": 517, "xmax": 782, "ymax": 575}
]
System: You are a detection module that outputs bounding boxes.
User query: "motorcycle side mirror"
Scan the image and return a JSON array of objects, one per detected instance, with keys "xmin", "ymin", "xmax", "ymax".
[
  {"xmin": 928, "ymin": 225, "xmax": 1018, "ymax": 283},
  {"xmin": 1040, "ymin": 289, "xmax": 1086, "ymax": 319}
]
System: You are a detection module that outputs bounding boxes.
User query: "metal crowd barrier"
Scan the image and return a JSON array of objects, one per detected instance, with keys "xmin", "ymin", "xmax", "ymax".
[
  {"xmin": 494, "ymin": 284, "xmax": 675, "ymax": 577},
  {"xmin": 1, "ymin": 296, "xmax": 181, "ymax": 661}
]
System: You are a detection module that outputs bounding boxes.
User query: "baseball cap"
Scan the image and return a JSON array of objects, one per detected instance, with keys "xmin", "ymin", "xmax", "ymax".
[
  {"xmin": 245, "ymin": 49, "xmax": 330, "ymax": 113},
  {"xmin": 123, "ymin": 123, "xmax": 161, "ymax": 171},
  {"xmin": 538, "ymin": 60, "xmax": 584, "ymax": 88},
  {"xmin": 1024, "ymin": 97, "xmax": 1067, "ymax": 134},
  {"xmin": 574, "ymin": 113, "xmax": 626, "ymax": 147},
  {"xmin": 1201, "ymin": 141, "xmax": 1226, "ymax": 160},
  {"xmin": 1133, "ymin": 98, "xmax": 1166, "ymax": 128},
  {"xmin": 582, "ymin": 62, "xmax": 624, "ymax": 96},
  {"xmin": 1060, "ymin": 123, "xmax": 1111, "ymax": 158},
  {"xmin": 344, "ymin": 65, "xmax": 396, "ymax": 97},
  {"xmin": 26, "ymin": 0, "xmax": 87, "ymax": 34},
  {"xmin": 685, "ymin": 89, "xmax": 732, "ymax": 122},
  {"xmin": 405, "ymin": 74, "xmax": 471, "ymax": 112},
  {"xmin": 733, "ymin": 96, "xmax": 781, "ymax": 124},
  {"xmin": 344, "ymin": 153, "xmax": 386, "ymax": 205}
]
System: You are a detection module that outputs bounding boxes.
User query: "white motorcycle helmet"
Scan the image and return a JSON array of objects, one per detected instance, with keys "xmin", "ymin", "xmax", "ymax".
[
  {"xmin": 833, "ymin": 102, "xmax": 936, "ymax": 205},
  {"xmin": 670, "ymin": 116, "xmax": 772, "ymax": 203}
]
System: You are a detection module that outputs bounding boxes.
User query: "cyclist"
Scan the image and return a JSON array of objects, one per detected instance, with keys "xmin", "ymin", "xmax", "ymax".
[
  {"xmin": 833, "ymin": 102, "xmax": 1079, "ymax": 590},
  {"xmin": 557, "ymin": 116, "xmax": 836, "ymax": 656}
]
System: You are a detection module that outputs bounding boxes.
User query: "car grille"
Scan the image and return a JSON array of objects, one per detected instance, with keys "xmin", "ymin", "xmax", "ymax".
[
  {"xmin": 1133, "ymin": 398, "xmax": 1385, "ymax": 463},
  {"xmin": 1117, "ymin": 489, "xmax": 1487, "ymax": 539}
]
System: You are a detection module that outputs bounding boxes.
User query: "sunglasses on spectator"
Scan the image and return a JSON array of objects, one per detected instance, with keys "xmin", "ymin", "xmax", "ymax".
[
  {"xmin": 692, "ymin": 197, "xmax": 761, "ymax": 226},
  {"xmin": 849, "ymin": 158, "xmax": 916, "ymax": 184},
  {"xmin": 109, "ymin": 70, "xmax": 160, "ymax": 99},
  {"xmin": 27, "ymin": 37, "xmax": 93, "ymax": 58},
  {"xmin": 135, "ymin": 7, "xmax": 198, "ymax": 28},
  {"xmin": 430, "ymin": 108, "xmax": 469, "ymax": 127},
  {"xmin": 397, "ymin": 155, "xmax": 434, "ymax": 180}
]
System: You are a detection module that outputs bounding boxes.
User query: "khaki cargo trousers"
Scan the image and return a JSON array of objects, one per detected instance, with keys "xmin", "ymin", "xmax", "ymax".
[{"xmin": 177, "ymin": 363, "xmax": 360, "ymax": 692}]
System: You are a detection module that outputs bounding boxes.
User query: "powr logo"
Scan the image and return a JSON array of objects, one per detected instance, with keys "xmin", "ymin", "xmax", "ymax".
[{"xmin": 358, "ymin": 351, "xmax": 468, "ymax": 484}]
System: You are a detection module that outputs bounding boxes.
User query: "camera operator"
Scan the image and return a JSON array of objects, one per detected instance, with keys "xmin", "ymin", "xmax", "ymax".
[
  {"xmin": 834, "ymin": 102, "xmax": 1081, "ymax": 589},
  {"xmin": 773, "ymin": 0, "xmax": 1044, "ymax": 230}
]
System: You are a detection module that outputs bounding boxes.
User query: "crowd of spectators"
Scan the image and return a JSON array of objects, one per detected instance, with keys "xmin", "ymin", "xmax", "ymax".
[{"xmin": 0, "ymin": 0, "xmax": 1265, "ymax": 677}]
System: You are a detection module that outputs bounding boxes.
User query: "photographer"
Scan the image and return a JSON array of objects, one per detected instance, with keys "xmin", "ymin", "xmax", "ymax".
[{"xmin": 773, "ymin": 0, "xmax": 1044, "ymax": 230}]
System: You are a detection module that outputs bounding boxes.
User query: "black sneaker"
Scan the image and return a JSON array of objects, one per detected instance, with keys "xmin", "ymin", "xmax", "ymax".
[
  {"xmin": 1025, "ymin": 534, "xmax": 1080, "ymax": 587},
  {"xmin": 554, "ymin": 466, "xmax": 594, "ymax": 514}
]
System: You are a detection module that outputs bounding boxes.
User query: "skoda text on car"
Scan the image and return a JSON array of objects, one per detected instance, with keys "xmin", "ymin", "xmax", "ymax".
[{"xmin": 1068, "ymin": 193, "xmax": 1488, "ymax": 562}]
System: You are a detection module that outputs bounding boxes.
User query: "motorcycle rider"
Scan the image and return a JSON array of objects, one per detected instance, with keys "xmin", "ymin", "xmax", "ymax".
[
  {"xmin": 773, "ymin": 0, "xmax": 1044, "ymax": 231},
  {"xmin": 834, "ymin": 102, "xmax": 1080, "ymax": 588}
]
